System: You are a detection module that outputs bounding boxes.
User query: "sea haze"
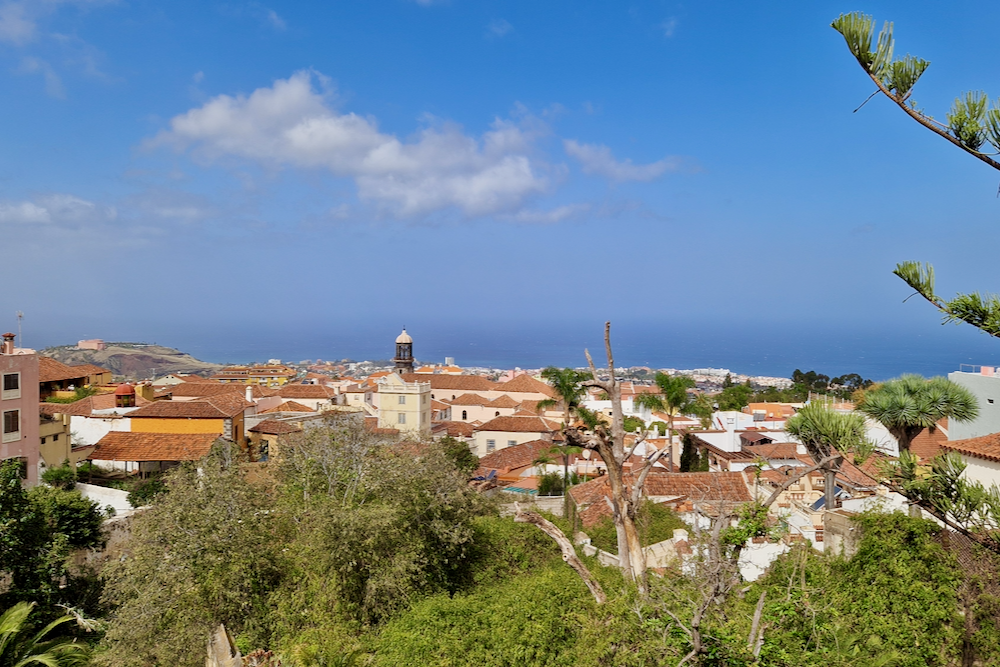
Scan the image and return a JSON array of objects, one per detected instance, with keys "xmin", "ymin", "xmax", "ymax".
[{"xmin": 154, "ymin": 319, "xmax": 1000, "ymax": 382}]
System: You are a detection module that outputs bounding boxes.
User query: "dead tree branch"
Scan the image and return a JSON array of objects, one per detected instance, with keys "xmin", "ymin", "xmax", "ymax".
[{"xmin": 514, "ymin": 504, "xmax": 606, "ymax": 604}]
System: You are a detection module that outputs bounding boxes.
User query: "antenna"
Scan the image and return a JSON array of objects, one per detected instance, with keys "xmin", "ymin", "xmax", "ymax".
[{"xmin": 15, "ymin": 311, "xmax": 22, "ymax": 349}]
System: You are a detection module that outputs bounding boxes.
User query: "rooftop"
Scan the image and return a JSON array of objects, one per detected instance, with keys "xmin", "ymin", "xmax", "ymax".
[{"xmin": 91, "ymin": 432, "xmax": 218, "ymax": 462}]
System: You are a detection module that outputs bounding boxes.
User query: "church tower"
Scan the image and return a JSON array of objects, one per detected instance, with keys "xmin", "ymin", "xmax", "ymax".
[{"xmin": 393, "ymin": 328, "xmax": 414, "ymax": 374}]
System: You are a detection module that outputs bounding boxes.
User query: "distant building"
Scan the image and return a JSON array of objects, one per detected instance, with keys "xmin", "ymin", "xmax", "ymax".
[
  {"xmin": 0, "ymin": 333, "xmax": 40, "ymax": 484},
  {"xmin": 949, "ymin": 366, "xmax": 1000, "ymax": 440},
  {"xmin": 210, "ymin": 365, "xmax": 297, "ymax": 387},
  {"xmin": 76, "ymin": 339, "xmax": 106, "ymax": 351}
]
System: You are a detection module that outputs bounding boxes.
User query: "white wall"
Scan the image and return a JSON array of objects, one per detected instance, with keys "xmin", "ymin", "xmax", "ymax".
[{"xmin": 71, "ymin": 415, "xmax": 130, "ymax": 447}]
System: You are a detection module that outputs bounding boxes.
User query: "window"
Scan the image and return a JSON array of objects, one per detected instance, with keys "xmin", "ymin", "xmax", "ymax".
[
  {"xmin": 53, "ymin": 433, "xmax": 59, "ymax": 441},
  {"xmin": 398, "ymin": 395, "xmax": 406, "ymax": 405},
  {"xmin": 1, "ymin": 373, "xmax": 19, "ymax": 400},
  {"xmin": 461, "ymin": 410, "xmax": 467, "ymax": 421},
  {"xmin": 2, "ymin": 409, "xmax": 19, "ymax": 443},
  {"xmin": 496, "ymin": 411, "xmax": 500, "ymax": 417},
  {"xmin": 508, "ymin": 440, "xmax": 516, "ymax": 447},
  {"xmin": 40, "ymin": 436, "xmax": 46, "ymax": 444},
  {"xmin": 486, "ymin": 439, "xmax": 496, "ymax": 453},
  {"xmin": 398, "ymin": 413, "xmax": 406, "ymax": 424}
]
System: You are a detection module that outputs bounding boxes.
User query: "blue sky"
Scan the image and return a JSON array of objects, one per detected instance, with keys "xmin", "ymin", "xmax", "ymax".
[{"xmin": 4, "ymin": 0, "xmax": 1000, "ymax": 375}]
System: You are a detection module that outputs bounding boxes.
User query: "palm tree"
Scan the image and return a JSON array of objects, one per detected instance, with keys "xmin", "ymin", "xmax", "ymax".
[
  {"xmin": 635, "ymin": 373, "xmax": 696, "ymax": 471},
  {"xmin": 856, "ymin": 374, "xmax": 979, "ymax": 453},
  {"xmin": 0, "ymin": 602, "xmax": 89, "ymax": 667},
  {"xmin": 786, "ymin": 403, "xmax": 867, "ymax": 511},
  {"xmin": 536, "ymin": 367, "xmax": 590, "ymax": 514}
]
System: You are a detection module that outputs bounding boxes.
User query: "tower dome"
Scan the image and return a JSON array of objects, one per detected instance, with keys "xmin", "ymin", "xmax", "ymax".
[
  {"xmin": 395, "ymin": 329, "xmax": 413, "ymax": 344},
  {"xmin": 114, "ymin": 383, "xmax": 136, "ymax": 408}
]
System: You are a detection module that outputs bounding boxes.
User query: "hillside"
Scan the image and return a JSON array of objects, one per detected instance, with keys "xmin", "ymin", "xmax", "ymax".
[{"xmin": 41, "ymin": 342, "xmax": 223, "ymax": 379}]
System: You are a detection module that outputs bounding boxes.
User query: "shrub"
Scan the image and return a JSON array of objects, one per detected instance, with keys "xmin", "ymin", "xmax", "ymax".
[
  {"xmin": 41, "ymin": 462, "xmax": 76, "ymax": 490},
  {"xmin": 126, "ymin": 478, "xmax": 166, "ymax": 507}
]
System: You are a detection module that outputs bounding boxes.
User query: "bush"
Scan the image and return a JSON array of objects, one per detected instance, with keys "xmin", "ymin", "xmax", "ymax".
[
  {"xmin": 587, "ymin": 501, "xmax": 686, "ymax": 553},
  {"xmin": 126, "ymin": 478, "xmax": 166, "ymax": 507},
  {"xmin": 41, "ymin": 462, "xmax": 76, "ymax": 490}
]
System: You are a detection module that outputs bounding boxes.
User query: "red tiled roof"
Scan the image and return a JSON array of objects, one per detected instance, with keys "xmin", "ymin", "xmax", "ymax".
[
  {"xmin": 261, "ymin": 400, "xmax": 314, "ymax": 414},
  {"xmin": 401, "ymin": 373, "xmax": 497, "ymax": 392},
  {"xmin": 438, "ymin": 421, "xmax": 474, "ymax": 438},
  {"xmin": 276, "ymin": 384, "xmax": 337, "ymax": 399},
  {"xmin": 477, "ymin": 440, "xmax": 555, "ymax": 473},
  {"xmin": 943, "ymin": 433, "xmax": 1000, "ymax": 463},
  {"xmin": 910, "ymin": 426, "xmax": 949, "ymax": 462},
  {"xmin": 474, "ymin": 415, "xmax": 556, "ymax": 434},
  {"xmin": 447, "ymin": 393, "xmax": 492, "ymax": 406},
  {"xmin": 38, "ymin": 357, "xmax": 88, "ymax": 384},
  {"xmin": 126, "ymin": 393, "xmax": 252, "ymax": 419},
  {"xmin": 248, "ymin": 419, "xmax": 302, "ymax": 435},
  {"xmin": 493, "ymin": 374, "xmax": 556, "ymax": 397},
  {"xmin": 73, "ymin": 363, "xmax": 112, "ymax": 376},
  {"xmin": 155, "ymin": 382, "xmax": 275, "ymax": 399},
  {"xmin": 570, "ymin": 471, "xmax": 752, "ymax": 508},
  {"xmin": 90, "ymin": 432, "xmax": 218, "ymax": 462},
  {"xmin": 48, "ymin": 393, "xmax": 153, "ymax": 417},
  {"xmin": 486, "ymin": 395, "xmax": 520, "ymax": 409},
  {"xmin": 743, "ymin": 443, "xmax": 800, "ymax": 460}
]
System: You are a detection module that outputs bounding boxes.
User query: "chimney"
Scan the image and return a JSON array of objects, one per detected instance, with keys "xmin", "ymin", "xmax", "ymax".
[
  {"xmin": 1, "ymin": 333, "xmax": 14, "ymax": 355},
  {"xmin": 246, "ymin": 385, "xmax": 254, "ymax": 403}
]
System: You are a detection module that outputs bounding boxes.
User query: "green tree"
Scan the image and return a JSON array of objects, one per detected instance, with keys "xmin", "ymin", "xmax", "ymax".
[
  {"xmin": 439, "ymin": 436, "xmax": 478, "ymax": 474},
  {"xmin": 833, "ymin": 13, "xmax": 1000, "ymax": 335},
  {"xmin": 0, "ymin": 602, "xmax": 90, "ymax": 667},
  {"xmin": 786, "ymin": 403, "xmax": 867, "ymax": 510},
  {"xmin": 856, "ymin": 374, "xmax": 978, "ymax": 453},
  {"xmin": 536, "ymin": 367, "xmax": 591, "ymax": 514},
  {"xmin": 716, "ymin": 383, "xmax": 752, "ymax": 411},
  {"xmin": 635, "ymin": 373, "xmax": 696, "ymax": 472}
]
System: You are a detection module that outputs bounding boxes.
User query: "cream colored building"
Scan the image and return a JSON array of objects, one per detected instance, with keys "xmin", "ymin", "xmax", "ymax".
[
  {"xmin": 472, "ymin": 415, "xmax": 556, "ymax": 457},
  {"xmin": 377, "ymin": 373, "xmax": 431, "ymax": 435}
]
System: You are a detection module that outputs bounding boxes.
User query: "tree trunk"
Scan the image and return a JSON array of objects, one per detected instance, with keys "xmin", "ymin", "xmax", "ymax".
[
  {"xmin": 514, "ymin": 506, "xmax": 606, "ymax": 604},
  {"xmin": 824, "ymin": 467, "xmax": 837, "ymax": 511}
]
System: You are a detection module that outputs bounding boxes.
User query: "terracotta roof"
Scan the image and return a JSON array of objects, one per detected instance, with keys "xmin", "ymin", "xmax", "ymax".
[
  {"xmin": 73, "ymin": 364, "xmax": 112, "ymax": 376},
  {"xmin": 474, "ymin": 415, "xmax": 555, "ymax": 434},
  {"xmin": 944, "ymin": 433, "xmax": 1000, "ymax": 463},
  {"xmin": 910, "ymin": 426, "xmax": 949, "ymax": 462},
  {"xmin": 493, "ymin": 374, "xmax": 556, "ymax": 397},
  {"xmin": 447, "ymin": 393, "xmax": 493, "ymax": 406},
  {"xmin": 438, "ymin": 421, "xmax": 474, "ymax": 438},
  {"xmin": 49, "ymin": 393, "xmax": 153, "ymax": 417},
  {"xmin": 276, "ymin": 384, "xmax": 337, "ymax": 399},
  {"xmin": 248, "ymin": 419, "xmax": 302, "ymax": 435},
  {"xmin": 431, "ymin": 400, "xmax": 450, "ymax": 411},
  {"xmin": 90, "ymin": 432, "xmax": 218, "ymax": 462},
  {"xmin": 38, "ymin": 357, "xmax": 88, "ymax": 383},
  {"xmin": 155, "ymin": 382, "xmax": 275, "ymax": 399},
  {"xmin": 342, "ymin": 384, "xmax": 370, "ymax": 394},
  {"xmin": 743, "ymin": 443, "xmax": 800, "ymax": 460},
  {"xmin": 261, "ymin": 400, "xmax": 314, "ymax": 414},
  {"xmin": 570, "ymin": 471, "xmax": 752, "ymax": 508},
  {"xmin": 126, "ymin": 393, "xmax": 252, "ymax": 419},
  {"xmin": 477, "ymin": 440, "xmax": 555, "ymax": 473},
  {"xmin": 486, "ymin": 395, "xmax": 520, "ymax": 409},
  {"xmin": 740, "ymin": 431, "xmax": 775, "ymax": 445},
  {"xmin": 401, "ymin": 373, "xmax": 497, "ymax": 392}
]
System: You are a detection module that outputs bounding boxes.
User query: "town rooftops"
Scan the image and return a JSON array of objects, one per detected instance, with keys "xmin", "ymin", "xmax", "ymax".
[
  {"xmin": 90, "ymin": 432, "xmax": 218, "ymax": 462},
  {"xmin": 474, "ymin": 415, "xmax": 557, "ymax": 434},
  {"xmin": 155, "ymin": 382, "xmax": 276, "ymax": 399},
  {"xmin": 447, "ymin": 393, "xmax": 493, "ymax": 406},
  {"xmin": 401, "ymin": 373, "xmax": 496, "ymax": 392},
  {"xmin": 276, "ymin": 384, "xmax": 337, "ymax": 399},
  {"xmin": 47, "ymin": 393, "xmax": 153, "ymax": 417},
  {"xmin": 486, "ymin": 395, "xmax": 520, "ymax": 409},
  {"xmin": 943, "ymin": 432, "xmax": 1000, "ymax": 463},
  {"xmin": 248, "ymin": 419, "xmax": 303, "ymax": 436},
  {"xmin": 477, "ymin": 439, "xmax": 554, "ymax": 474},
  {"xmin": 126, "ymin": 393, "xmax": 252, "ymax": 419},
  {"xmin": 493, "ymin": 374, "xmax": 556, "ymax": 397},
  {"xmin": 569, "ymin": 471, "xmax": 753, "ymax": 510},
  {"xmin": 38, "ymin": 357, "xmax": 92, "ymax": 384},
  {"xmin": 261, "ymin": 401, "xmax": 314, "ymax": 414}
]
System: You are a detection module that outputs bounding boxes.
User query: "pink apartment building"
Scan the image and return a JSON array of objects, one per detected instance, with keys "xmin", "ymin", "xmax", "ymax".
[{"xmin": 1, "ymin": 332, "xmax": 39, "ymax": 484}]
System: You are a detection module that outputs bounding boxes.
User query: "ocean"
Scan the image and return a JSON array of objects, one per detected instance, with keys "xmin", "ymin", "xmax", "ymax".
[{"xmin": 162, "ymin": 320, "xmax": 1000, "ymax": 382}]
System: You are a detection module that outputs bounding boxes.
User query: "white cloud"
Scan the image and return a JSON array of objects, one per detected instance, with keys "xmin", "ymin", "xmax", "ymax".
[
  {"xmin": 0, "ymin": 2, "xmax": 34, "ymax": 44},
  {"xmin": 18, "ymin": 56, "xmax": 64, "ymax": 98},
  {"xmin": 153, "ymin": 70, "xmax": 551, "ymax": 217},
  {"xmin": 661, "ymin": 17, "xmax": 678, "ymax": 38},
  {"xmin": 0, "ymin": 0, "xmax": 113, "ymax": 45},
  {"xmin": 0, "ymin": 194, "xmax": 116, "ymax": 225},
  {"xmin": 563, "ymin": 139, "xmax": 679, "ymax": 182},
  {"xmin": 264, "ymin": 8, "xmax": 285, "ymax": 30},
  {"xmin": 507, "ymin": 203, "xmax": 590, "ymax": 224},
  {"xmin": 487, "ymin": 18, "xmax": 513, "ymax": 37}
]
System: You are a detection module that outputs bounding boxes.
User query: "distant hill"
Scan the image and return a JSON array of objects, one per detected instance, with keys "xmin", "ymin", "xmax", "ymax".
[{"xmin": 41, "ymin": 342, "xmax": 223, "ymax": 380}]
